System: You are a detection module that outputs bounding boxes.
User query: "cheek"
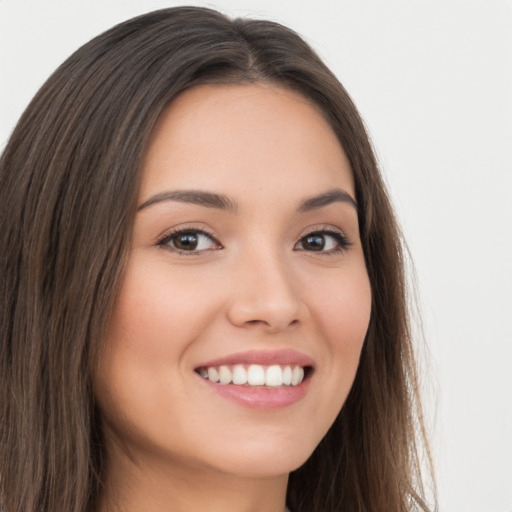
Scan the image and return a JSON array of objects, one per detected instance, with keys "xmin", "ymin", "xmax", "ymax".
[
  {"xmin": 316, "ymin": 269, "xmax": 371, "ymax": 346},
  {"xmin": 95, "ymin": 251, "xmax": 229, "ymax": 389},
  {"xmin": 288, "ymin": 266, "xmax": 371, "ymax": 452},
  {"xmin": 94, "ymin": 258, "xmax": 207, "ymax": 422},
  {"xmin": 107, "ymin": 255, "xmax": 218, "ymax": 356},
  {"xmin": 308, "ymin": 267, "xmax": 371, "ymax": 384}
]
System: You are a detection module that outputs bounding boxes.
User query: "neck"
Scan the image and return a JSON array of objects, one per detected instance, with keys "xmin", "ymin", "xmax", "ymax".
[{"xmin": 97, "ymin": 439, "xmax": 289, "ymax": 512}]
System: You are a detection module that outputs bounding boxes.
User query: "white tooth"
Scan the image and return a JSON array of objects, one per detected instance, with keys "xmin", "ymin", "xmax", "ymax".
[
  {"xmin": 232, "ymin": 364, "xmax": 248, "ymax": 385},
  {"xmin": 291, "ymin": 366, "xmax": 304, "ymax": 386},
  {"xmin": 207, "ymin": 367, "xmax": 220, "ymax": 383},
  {"xmin": 219, "ymin": 365, "xmax": 232, "ymax": 385},
  {"xmin": 265, "ymin": 365, "xmax": 283, "ymax": 387},
  {"xmin": 247, "ymin": 364, "xmax": 265, "ymax": 386},
  {"xmin": 282, "ymin": 366, "xmax": 292, "ymax": 386},
  {"xmin": 199, "ymin": 368, "xmax": 208, "ymax": 379}
]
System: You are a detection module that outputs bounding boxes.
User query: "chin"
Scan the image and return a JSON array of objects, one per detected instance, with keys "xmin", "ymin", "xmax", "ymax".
[
  {"xmin": 211, "ymin": 452, "xmax": 311, "ymax": 479},
  {"xmin": 192, "ymin": 428, "xmax": 322, "ymax": 478}
]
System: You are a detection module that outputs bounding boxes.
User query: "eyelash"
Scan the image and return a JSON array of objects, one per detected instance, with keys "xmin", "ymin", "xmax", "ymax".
[
  {"xmin": 156, "ymin": 226, "xmax": 221, "ymax": 255},
  {"xmin": 156, "ymin": 226, "xmax": 352, "ymax": 256},
  {"xmin": 295, "ymin": 228, "xmax": 352, "ymax": 255}
]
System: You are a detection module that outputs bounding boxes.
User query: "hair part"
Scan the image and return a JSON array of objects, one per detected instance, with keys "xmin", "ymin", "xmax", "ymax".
[{"xmin": 0, "ymin": 6, "xmax": 435, "ymax": 512}]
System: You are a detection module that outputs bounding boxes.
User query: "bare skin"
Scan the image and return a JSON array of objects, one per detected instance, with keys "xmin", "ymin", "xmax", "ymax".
[{"xmin": 95, "ymin": 84, "xmax": 371, "ymax": 512}]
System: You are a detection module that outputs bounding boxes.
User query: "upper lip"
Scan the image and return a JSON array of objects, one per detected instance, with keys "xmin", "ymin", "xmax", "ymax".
[{"xmin": 195, "ymin": 349, "xmax": 315, "ymax": 369}]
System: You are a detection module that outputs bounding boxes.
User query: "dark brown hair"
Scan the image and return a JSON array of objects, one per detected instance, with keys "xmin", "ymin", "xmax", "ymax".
[{"xmin": 0, "ymin": 6, "xmax": 435, "ymax": 512}]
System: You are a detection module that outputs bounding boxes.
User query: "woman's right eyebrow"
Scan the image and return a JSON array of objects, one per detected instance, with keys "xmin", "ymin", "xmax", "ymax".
[{"xmin": 137, "ymin": 190, "xmax": 239, "ymax": 212}]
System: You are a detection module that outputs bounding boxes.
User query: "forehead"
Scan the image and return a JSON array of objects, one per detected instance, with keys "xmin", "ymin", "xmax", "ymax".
[{"xmin": 141, "ymin": 83, "xmax": 354, "ymax": 204}]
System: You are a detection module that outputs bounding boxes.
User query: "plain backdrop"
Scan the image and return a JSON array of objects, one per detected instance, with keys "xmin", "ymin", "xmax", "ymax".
[{"xmin": 1, "ymin": 1, "xmax": 511, "ymax": 511}]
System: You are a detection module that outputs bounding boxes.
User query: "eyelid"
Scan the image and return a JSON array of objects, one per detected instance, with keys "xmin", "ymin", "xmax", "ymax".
[
  {"xmin": 295, "ymin": 225, "xmax": 352, "ymax": 253},
  {"xmin": 155, "ymin": 224, "xmax": 222, "ymax": 254},
  {"xmin": 153, "ymin": 223, "xmax": 352, "ymax": 255}
]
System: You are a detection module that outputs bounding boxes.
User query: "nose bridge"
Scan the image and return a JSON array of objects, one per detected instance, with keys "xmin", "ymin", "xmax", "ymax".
[{"xmin": 227, "ymin": 240, "xmax": 304, "ymax": 332}]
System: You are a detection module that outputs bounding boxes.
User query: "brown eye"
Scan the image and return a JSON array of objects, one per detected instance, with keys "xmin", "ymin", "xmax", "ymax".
[
  {"xmin": 173, "ymin": 232, "xmax": 200, "ymax": 250},
  {"xmin": 295, "ymin": 230, "xmax": 351, "ymax": 253},
  {"xmin": 158, "ymin": 230, "xmax": 220, "ymax": 253},
  {"xmin": 301, "ymin": 234, "xmax": 327, "ymax": 251}
]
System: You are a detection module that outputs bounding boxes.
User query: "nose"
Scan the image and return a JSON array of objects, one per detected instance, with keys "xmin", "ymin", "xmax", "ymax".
[{"xmin": 226, "ymin": 251, "xmax": 305, "ymax": 333}]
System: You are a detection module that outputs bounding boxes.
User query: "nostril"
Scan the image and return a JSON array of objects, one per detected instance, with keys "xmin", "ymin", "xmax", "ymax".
[
  {"xmin": 225, "ymin": 285, "xmax": 304, "ymax": 332},
  {"xmin": 243, "ymin": 318, "xmax": 299, "ymax": 330}
]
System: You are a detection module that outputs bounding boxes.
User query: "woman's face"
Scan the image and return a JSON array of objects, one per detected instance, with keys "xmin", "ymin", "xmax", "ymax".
[{"xmin": 95, "ymin": 84, "xmax": 372, "ymax": 479}]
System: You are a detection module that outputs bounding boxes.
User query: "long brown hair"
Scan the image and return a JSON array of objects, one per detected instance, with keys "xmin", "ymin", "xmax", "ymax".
[{"xmin": 0, "ymin": 6, "xmax": 435, "ymax": 512}]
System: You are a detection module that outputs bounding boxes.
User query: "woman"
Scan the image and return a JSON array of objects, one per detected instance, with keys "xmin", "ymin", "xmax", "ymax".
[{"xmin": 0, "ymin": 6, "xmax": 435, "ymax": 512}]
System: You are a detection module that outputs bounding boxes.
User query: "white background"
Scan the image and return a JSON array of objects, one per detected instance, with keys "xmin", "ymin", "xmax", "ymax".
[{"xmin": 1, "ymin": 1, "xmax": 511, "ymax": 511}]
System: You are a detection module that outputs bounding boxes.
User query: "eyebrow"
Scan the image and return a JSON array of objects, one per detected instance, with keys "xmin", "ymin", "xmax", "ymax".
[
  {"xmin": 297, "ymin": 189, "xmax": 358, "ymax": 212},
  {"xmin": 138, "ymin": 190, "xmax": 238, "ymax": 212},
  {"xmin": 138, "ymin": 187, "xmax": 357, "ymax": 213}
]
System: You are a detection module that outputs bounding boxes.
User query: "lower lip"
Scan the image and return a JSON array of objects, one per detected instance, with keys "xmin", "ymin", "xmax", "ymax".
[{"xmin": 199, "ymin": 376, "xmax": 311, "ymax": 410}]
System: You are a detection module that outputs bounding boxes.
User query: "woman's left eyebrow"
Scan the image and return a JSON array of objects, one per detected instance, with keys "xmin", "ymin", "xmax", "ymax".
[{"xmin": 297, "ymin": 189, "xmax": 358, "ymax": 212}]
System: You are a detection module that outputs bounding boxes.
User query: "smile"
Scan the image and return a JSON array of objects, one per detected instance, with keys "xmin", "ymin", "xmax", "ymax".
[
  {"xmin": 196, "ymin": 364, "xmax": 306, "ymax": 387},
  {"xmin": 194, "ymin": 350, "xmax": 314, "ymax": 408}
]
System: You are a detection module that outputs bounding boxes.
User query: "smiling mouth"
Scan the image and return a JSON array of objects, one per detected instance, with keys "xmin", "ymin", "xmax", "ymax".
[{"xmin": 195, "ymin": 364, "xmax": 310, "ymax": 388}]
